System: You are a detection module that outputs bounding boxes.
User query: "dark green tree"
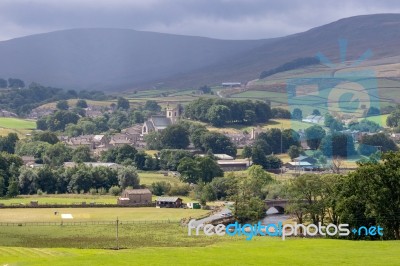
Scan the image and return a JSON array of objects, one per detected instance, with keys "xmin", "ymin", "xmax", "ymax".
[
  {"xmin": 292, "ymin": 108, "xmax": 303, "ymax": 121},
  {"xmin": 56, "ymin": 100, "xmax": 69, "ymax": 110},
  {"xmin": 117, "ymin": 97, "xmax": 130, "ymax": 110},
  {"xmin": 305, "ymin": 125, "xmax": 326, "ymax": 150}
]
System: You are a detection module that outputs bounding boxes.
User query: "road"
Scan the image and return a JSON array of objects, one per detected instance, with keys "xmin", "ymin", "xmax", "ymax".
[{"xmin": 190, "ymin": 207, "xmax": 232, "ymax": 227}]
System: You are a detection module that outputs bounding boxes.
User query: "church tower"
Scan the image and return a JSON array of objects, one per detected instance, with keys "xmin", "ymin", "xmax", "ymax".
[{"xmin": 166, "ymin": 105, "xmax": 180, "ymax": 124}]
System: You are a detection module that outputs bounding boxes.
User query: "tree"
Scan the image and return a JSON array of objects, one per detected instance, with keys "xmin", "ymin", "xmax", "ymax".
[
  {"xmin": 287, "ymin": 174, "xmax": 326, "ymax": 225},
  {"xmin": 144, "ymin": 131, "xmax": 163, "ymax": 150},
  {"xmin": 199, "ymin": 85, "xmax": 212, "ymax": 94},
  {"xmin": 271, "ymin": 108, "xmax": 291, "ymax": 119},
  {"xmin": 312, "ymin": 109, "xmax": 321, "ymax": 116},
  {"xmin": 207, "ymin": 105, "xmax": 231, "ymax": 127},
  {"xmin": 342, "ymin": 152, "xmax": 400, "ymax": 239},
  {"xmin": 8, "ymin": 78, "xmax": 25, "ymax": 88},
  {"xmin": 6, "ymin": 179, "xmax": 19, "ymax": 197},
  {"xmin": 117, "ymin": 97, "xmax": 130, "ymax": 110},
  {"xmin": 200, "ymin": 132, "xmax": 237, "ymax": 157},
  {"xmin": 43, "ymin": 143, "xmax": 72, "ymax": 166},
  {"xmin": 177, "ymin": 157, "xmax": 200, "ymax": 184},
  {"xmin": 288, "ymin": 145, "xmax": 302, "ymax": 160},
  {"xmin": 319, "ymin": 133, "xmax": 356, "ymax": 158},
  {"xmin": 56, "ymin": 100, "xmax": 69, "ymax": 110},
  {"xmin": 131, "ymin": 111, "xmax": 145, "ymax": 124},
  {"xmin": 0, "ymin": 78, "xmax": 7, "ymax": 88},
  {"xmin": 76, "ymin": 99, "xmax": 88, "ymax": 108},
  {"xmin": 144, "ymin": 100, "xmax": 161, "ymax": 112},
  {"xmin": 242, "ymin": 146, "xmax": 252, "ymax": 161},
  {"xmin": 197, "ymin": 156, "xmax": 224, "ymax": 183},
  {"xmin": 358, "ymin": 133, "xmax": 398, "ymax": 156},
  {"xmin": 0, "ymin": 133, "xmax": 19, "ymax": 154},
  {"xmin": 160, "ymin": 124, "xmax": 190, "ymax": 149},
  {"xmin": 117, "ymin": 166, "xmax": 139, "ymax": 189},
  {"xmin": 151, "ymin": 181, "xmax": 171, "ymax": 196},
  {"xmin": 32, "ymin": 131, "xmax": 59, "ymax": 145},
  {"xmin": 18, "ymin": 167, "xmax": 38, "ymax": 194},
  {"xmin": 292, "ymin": 108, "xmax": 303, "ymax": 121},
  {"xmin": 72, "ymin": 145, "xmax": 93, "ymax": 163},
  {"xmin": 305, "ymin": 125, "xmax": 326, "ymax": 150}
]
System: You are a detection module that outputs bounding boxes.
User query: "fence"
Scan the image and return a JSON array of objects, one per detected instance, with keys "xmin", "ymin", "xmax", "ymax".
[
  {"xmin": 0, "ymin": 202, "xmax": 156, "ymax": 209},
  {"xmin": 0, "ymin": 219, "xmax": 180, "ymax": 226}
]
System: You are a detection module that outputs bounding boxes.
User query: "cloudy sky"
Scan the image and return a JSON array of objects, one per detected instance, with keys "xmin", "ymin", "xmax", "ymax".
[{"xmin": 0, "ymin": 0, "xmax": 400, "ymax": 41}]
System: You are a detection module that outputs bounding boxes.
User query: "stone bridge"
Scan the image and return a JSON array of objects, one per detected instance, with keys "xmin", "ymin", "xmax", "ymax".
[{"xmin": 265, "ymin": 199, "xmax": 290, "ymax": 214}]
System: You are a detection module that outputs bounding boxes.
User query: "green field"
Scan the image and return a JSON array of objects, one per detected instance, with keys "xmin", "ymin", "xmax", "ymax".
[
  {"xmin": 0, "ymin": 117, "xmax": 36, "ymax": 137},
  {"xmin": 0, "ymin": 117, "xmax": 36, "ymax": 129},
  {"xmin": 138, "ymin": 171, "xmax": 184, "ymax": 186},
  {"xmin": 0, "ymin": 207, "xmax": 207, "ymax": 223},
  {"xmin": 0, "ymin": 237, "xmax": 399, "ymax": 265}
]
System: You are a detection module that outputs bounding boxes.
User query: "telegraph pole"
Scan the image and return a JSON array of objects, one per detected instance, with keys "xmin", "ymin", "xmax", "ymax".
[{"xmin": 116, "ymin": 217, "xmax": 119, "ymax": 250}]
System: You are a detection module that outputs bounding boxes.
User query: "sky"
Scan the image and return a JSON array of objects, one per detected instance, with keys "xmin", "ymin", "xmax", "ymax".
[{"xmin": 0, "ymin": 0, "xmax": 400, "ymax": 41}]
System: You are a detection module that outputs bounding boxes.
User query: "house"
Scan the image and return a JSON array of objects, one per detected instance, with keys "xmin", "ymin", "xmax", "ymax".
[
  {"xmin": 224, "ymin": 132, "xmax": 250, "ymax": 147},
  {"xmin": 156, "ymin": 197, "xmax": 183, "ymax": 208},
  {"xmin": 217, "ymin": 159, "xmax": 252, "ymax": 171},
  {"xmin": 222, "ymin": 82, "xmax": 241, "ymax": 87},
  {"xmin": 0, "ymin": 109, "xmax": 17, "ymax": 118},
  {"xmin": 21, "ymin": 156, "xmax": 35, "ymax": 165},
  {"xmin": 64, "ymin": 162, "xmax": 121, "ymax": 169},
  {"xmin": 293, "ymin": 155, "xmax": 317, "ymax": 164},
  {"xmin": 109, "ymin": 133, "xmax": 132, "ymax": 147},
  {"xmin": 283, "ymin": 161, "xmax": 313, "ymax": 170},
  {"xmin": 62, "ymin": 134, "xmax": 109, "ymax": 150},
  {"xmin": 199, "ymin": 154, "xmax": 234, "ymax": 160},
  {"xmin": 142, "ymin": 105, "xmax": 180, "ymax": 135},
  {"xmin": 118, "ymin": 189, "xmax": 152, "ymax": 205},
  {"xmin": 302, "ymin": 115, "xmax": 324, "ymax": 124}
]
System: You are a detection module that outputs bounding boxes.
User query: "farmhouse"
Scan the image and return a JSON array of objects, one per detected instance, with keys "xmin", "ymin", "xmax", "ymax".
[
  {"xmin": 156, "ymin": 197, "xmax": 182, "ymax": 208},
  {"xmin": 142, "ymin": 105, "xmax": 180, "ymax": 135},
  {"xmin": 217, "ymin": 159, "xmax": 252, "ymax": 171},
  {"xmin": 118, "ymin": 189, "xmax": 152, "ymax": 205}
]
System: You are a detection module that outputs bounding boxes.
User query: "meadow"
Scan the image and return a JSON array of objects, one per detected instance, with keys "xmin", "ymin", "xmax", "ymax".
[
  {"xmin": 0, "ymin": 207, "xmax": 207, "ymax": 223},
  {"xmin": 0, "ymin": 117, "xmax": 36, "ymax": 137},
  {"xmin": 0, "ymin": 236, "xmax": 399, "ymax": 265}
]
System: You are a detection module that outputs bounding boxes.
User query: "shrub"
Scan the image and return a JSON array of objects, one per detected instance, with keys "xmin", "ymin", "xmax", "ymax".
[{"xmin": 109, "ymin": 186, "xmax": 121, "ymax": 196}]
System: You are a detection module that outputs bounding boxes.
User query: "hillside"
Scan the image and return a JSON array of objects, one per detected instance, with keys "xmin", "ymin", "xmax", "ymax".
[
  {"xmin": 1, "ymin": 14, "xmax": 400, "ymax": 91},
  {"xmin": 0, "ymin": 29, "xmax": 270, "ymax": 90},
  {"xmin": 160, "ymin": 14, "xmax": 400, "ymax": 89}
]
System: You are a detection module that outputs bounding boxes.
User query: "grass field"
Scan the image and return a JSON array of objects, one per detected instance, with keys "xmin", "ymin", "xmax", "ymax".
[
  {"xmin": 0, "ymin": 117, "xmax": 36, "ymax": 137},
  {"xmin": 0, "ymin": 117, "xmax": 36, "ymax": 129},
  {"xmin": 138, "ymin": 172, "xmax": 184, "ymax": 186},
  {"xmin": 0, "ymin": 207, "xmax": 207, "ymax": 223},
  {"xmin": 0, "ymin": 237, "xmax": 399, "ymax": 265}
]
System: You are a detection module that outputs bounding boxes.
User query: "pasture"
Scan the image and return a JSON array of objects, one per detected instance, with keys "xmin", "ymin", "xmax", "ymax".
[
  {"xmin": 0, "ymin": 207, "xmax": 207, "ymax": 223},
  {"xmin": 0, "ymin": 236, "xmax": 399, "ymax": 265}
]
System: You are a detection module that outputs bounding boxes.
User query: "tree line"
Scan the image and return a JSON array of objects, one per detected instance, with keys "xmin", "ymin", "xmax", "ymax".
[
  {"xmin": 0, "ymin": 81, "xmax": 112, "ymax": 116},
  {"xmin": 183, "ymin": 98, "xmax": 271, "ymax": 127}
]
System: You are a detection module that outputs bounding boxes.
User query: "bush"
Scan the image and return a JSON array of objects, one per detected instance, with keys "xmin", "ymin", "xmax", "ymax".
[
  {"xmin": 150, "ymin": 181, "xmax": 171, "ymax": 196},
  {"xmin": 109, "ymin": 186, "xmax": 121, "ymax": 196},
  {"xmin": 169, "ymin": 184, "xmax": 191, "ymax": 196},
  {"xmin": 89, "ymin": 188, "xmax": 97, "ymax": 195}
]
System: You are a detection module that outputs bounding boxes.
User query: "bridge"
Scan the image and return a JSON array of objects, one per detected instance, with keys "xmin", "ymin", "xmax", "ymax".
[{"xmin": 264, "ymin": 199, "xmax": 290, "ymax": 214}]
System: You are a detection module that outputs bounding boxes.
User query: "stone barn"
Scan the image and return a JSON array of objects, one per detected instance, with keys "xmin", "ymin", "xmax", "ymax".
[{"xmin": 118, "ymin": 189, "xmax": 152, "ymax": 205}]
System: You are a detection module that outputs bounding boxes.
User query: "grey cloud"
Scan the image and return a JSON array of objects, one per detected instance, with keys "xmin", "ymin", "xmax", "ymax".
[{"xmin": 0, "ymin": 0, "xmax": 400, "ymax": 40}]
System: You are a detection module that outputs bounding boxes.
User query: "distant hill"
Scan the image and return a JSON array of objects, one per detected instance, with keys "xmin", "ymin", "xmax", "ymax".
[
  {"xmin": 0, "ymin": 29, "xmax": 270, "ymax": 90},
  {"xmin": 160, "ymin": 14, "xmax": 400, "ymax": 89},
  {"xmin": 1, "ymin": 14, "xmax": 400, "ymax": 91}
]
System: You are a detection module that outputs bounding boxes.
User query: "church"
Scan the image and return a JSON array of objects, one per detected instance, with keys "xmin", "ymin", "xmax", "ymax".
[{"xmin": 142, "ymin": 105, "xmax": 180, "ymax": 135}]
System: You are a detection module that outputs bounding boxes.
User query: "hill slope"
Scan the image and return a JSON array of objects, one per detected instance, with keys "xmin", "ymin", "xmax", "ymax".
[
  {"xmin": 1, "ymin": 14, "xmax": 400, "ymax": 91},
  {"xmin": 161, "ymin": 13, "xmax": 400, "ymax": 88},
  {"xmin": 0, "ymin": 28, "xmax": 270, "ymax": 90}
]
